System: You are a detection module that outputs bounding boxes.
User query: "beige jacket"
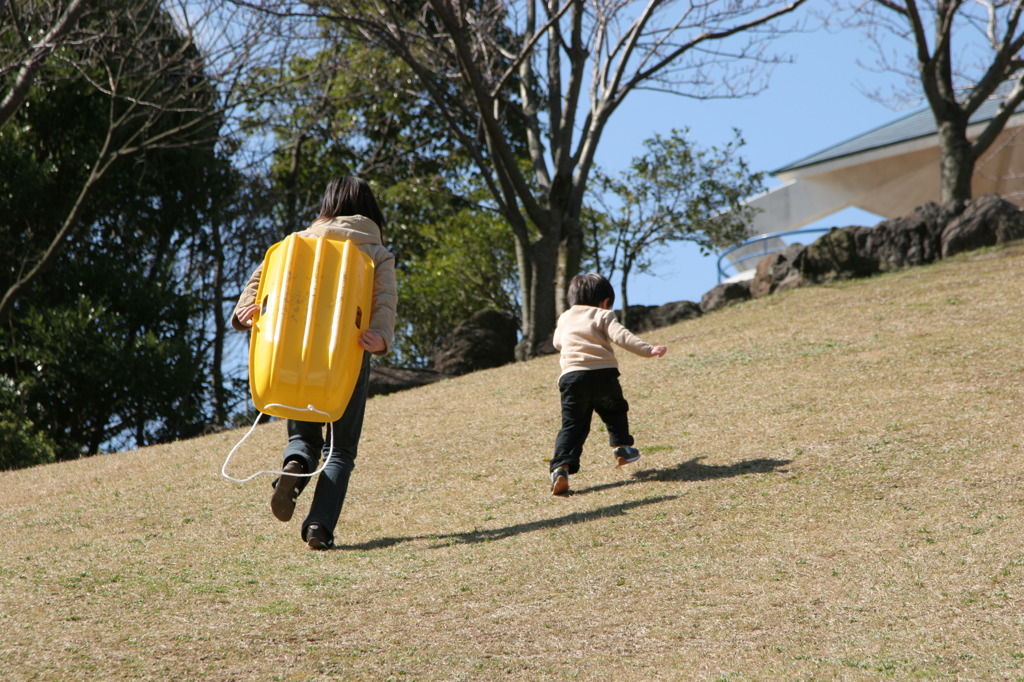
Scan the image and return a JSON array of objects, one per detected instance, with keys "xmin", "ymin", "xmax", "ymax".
[
  {"xmin": 232, "ymin": 215, "xmax": 398, "ymax": 355},
  {"xmin": 552, "ymin": 305, "xmax": 656, "ymax": 376}
]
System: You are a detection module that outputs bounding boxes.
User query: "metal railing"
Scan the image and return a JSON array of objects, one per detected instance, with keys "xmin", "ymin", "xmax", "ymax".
[{"xmin": 716, "ymin": 226, "xmax": 834, "ymax": 283}]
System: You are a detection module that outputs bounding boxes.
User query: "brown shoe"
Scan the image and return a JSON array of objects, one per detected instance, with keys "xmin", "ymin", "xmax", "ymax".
[
  {"xmin": 550, "ymin": 467, "xmax": 569, "ymax": 496},
  {"xmin": 270, "ymin": 459, "xmax": 306, "ymax": 522}
]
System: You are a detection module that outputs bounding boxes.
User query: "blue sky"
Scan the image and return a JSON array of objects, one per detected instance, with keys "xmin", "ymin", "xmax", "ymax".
[{"xmin": 594, "ymin": 22, "xmax": 909, "ymax": 307}]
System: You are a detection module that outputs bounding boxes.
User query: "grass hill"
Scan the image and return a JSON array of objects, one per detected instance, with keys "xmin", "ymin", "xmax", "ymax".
[{"xmin": 2, "ymin": 243, "xmax": 1022, "ymax": 681}]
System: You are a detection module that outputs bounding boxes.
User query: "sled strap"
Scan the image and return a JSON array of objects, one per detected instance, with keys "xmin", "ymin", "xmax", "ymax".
[{"xmin": 221, "ymin": 407, "xmax": 336, "ymax": 483}]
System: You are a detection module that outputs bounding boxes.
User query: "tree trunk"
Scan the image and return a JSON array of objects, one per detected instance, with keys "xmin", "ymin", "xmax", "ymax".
[
  {"xmin": 210, "ymin": 218, "xmax": 228, "ymax": 425},
  {"xmin": 619, "ymin": 260, "xmax": 633, "ymax": 329},
  {"xmin": 936, "ymin": 119, "xmax": 974, "ymax": 207},
  {"xmin": 556, "ymin": 215, "xmax": 583, "ymax": 318},
  {"xmin": 515, "ymin": 232, "xmax": 560, "ymax": 359},
  {"xmin": 284, "ymin": 133, "xmax": 306, "ymax": 233}
]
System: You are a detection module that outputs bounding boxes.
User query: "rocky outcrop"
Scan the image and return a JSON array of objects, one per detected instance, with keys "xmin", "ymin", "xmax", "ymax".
[
  {"xmin": 863, "ymin": 201, "xmax": 951, "ymax": 272},
  {"xmin": 432, "ymin": 308, "xmax": 518, "ymax": 376},
  {"xmin": 750, "ymin": 243, "xmax": 806, "ymax": 297},
  {"xmin": 794, "ymin": 226, "xmax": 873, "ymax": 283},
  {"xmin": 768, "ymin": 194, "xmax": 1024, "ymax": 287},
  {"xmin": 700, "ymin": 280, "xmax": 752, "ymax": 313},
  {"xmin": 369, "ymin": 366, "xmax": 443, "ymax": 397},
  {"xmin": 619, "ymin": 300, "xmax": 702, "ymax": 333},
  {"xmin": 941, "ymin": 193, "xmax": 1024, "ymax": 258}
]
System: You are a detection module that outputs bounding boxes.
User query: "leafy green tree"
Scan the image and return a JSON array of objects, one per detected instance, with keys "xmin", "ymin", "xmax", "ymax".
[
  {"xmin": 239, "ymin": 30, "xmax": 480, "ymax": 228},
  {"xmin": 6, "ymin": 260, "xmax": 206, "ymax": 459},
  {"xmin": 0, "ymin": 0, "xmax": 222, "ymax": 318},
  {"xmin": 0, "ymin": 0, "xmax": 233, "ymax": 465},
  {"xmin": 235, "ymin": 32, "xmax": 521, "ymax": 368},
  {"xmin": 390, "ymin": 195, "xmax": 519, "ymax": 365},
  {"xmin": 587, "ymin": 129, "xmax": 764, "ymax": 326},
  {"xmin": 0, "ymin": 375, "xmax": 56, "ymax": 470}
]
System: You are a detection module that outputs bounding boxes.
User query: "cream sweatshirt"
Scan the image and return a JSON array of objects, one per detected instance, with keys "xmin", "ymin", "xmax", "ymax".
[{"xmin": 552, "ymin": 305, "xmax": 656, "ymax": 376}]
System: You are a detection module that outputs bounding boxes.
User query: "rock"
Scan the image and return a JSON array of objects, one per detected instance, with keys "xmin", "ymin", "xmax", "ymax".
[
  {"xmin": 750, "ymin": 243, "xmax": 805, "ymax": 297},
  {"xmin": 863, "ymin": 201, "xmax": 949, "ymax": 272},
  {"xmin": 432, "ymin": 309, "xmax": 518, "ymax": 376},
  {"xmin": 700, "ymin": 279, "xmax": 752, "ymax": 313},
  {"xmin": 707, "ymin": 195, "xmax": 1024, "ymax": 307},
  {"xmin": 618, "ymin": 300, "xmax": 702, "ymax": 333},
  {"xmin": 795, "ymin": 227, "xmax": 876, "ymax": 283},
  {"xmin": 941, "ymin": 194, "xmax": 1024, "ymax": 258},
  {"xmin": 369, "ymin": 366, "xmax": 443, "ymax": 397}
]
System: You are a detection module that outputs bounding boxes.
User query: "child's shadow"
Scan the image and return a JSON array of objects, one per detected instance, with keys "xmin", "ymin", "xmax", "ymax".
[
  {"xmin": 571, "ymin": 455, "xmax": 792, "ymax": 496},
  {"xmin": 336, "ymin": 456, "xmax": 790, "ymax": 551}
]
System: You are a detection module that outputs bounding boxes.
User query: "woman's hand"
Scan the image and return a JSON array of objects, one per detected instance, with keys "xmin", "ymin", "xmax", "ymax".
[
  {"xmin": 237, "ymin": 304, "xmax": 258, "ymax": 327},
  {"xmin": 358, "ymin": 329, "xmax": 386, "ymax": 353}
]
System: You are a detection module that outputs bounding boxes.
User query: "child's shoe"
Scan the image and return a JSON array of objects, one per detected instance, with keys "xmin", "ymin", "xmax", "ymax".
[
  {"xmin": 270, "ymin": 459, "xmax": 306, "ymax": 522},
  {"xmin": 613, "ymin": 446, "xmax": 641, "ymax": 468},
  {"xmin": 550, "ymin": 466, "xmax": 570, "ymax": 496},
  {"xmin": 305, "ymin": 523, "xmax": 335, "ymax": 550}
]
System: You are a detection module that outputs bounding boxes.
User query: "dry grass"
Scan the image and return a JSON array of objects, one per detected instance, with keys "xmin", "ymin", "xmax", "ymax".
[{"xmin": 2, "ymin": 243, "xmax": 1023, "ymax": 681}]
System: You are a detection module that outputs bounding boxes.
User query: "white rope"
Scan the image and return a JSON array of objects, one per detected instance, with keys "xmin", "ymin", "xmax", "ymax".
[{"xmin": 221, "ymin": 404, "xmax": 336, "ymax": 483}]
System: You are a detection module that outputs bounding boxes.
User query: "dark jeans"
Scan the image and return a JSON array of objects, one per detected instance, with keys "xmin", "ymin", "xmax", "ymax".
[
  {"xmin": 552, "ymin": 368, "xmax": 634, "ymax": 474},
  {"xmin": 281, "ymin": 351, "xmax": 371, "ymax": 543}
]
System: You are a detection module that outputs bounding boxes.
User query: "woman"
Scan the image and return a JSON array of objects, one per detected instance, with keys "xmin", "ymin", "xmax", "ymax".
[{"xmin": 232, "ymin": 177, "xmax": 398, "ymax": 550}]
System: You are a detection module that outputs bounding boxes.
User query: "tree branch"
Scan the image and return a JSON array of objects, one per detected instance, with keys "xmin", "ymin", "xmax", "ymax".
[{"xmin": 0, "ymin": 0, "xmax": 89, "ymax": 126}]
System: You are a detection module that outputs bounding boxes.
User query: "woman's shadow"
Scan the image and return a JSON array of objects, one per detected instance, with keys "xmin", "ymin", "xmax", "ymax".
[{"xmin": 337, "ymin": 455, "xmax": 790, "ymax": 551}]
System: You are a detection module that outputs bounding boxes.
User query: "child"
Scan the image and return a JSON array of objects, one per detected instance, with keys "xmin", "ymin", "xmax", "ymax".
[
  {"xmin": 550, "ymin": 273, "xmax": 667, "ymax": 495},
  {"xmin": 232, "ymin": 177, "xmax": 398, "ymax": 550}
]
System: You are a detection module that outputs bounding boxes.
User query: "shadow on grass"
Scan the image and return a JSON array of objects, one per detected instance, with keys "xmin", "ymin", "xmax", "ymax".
[
  {"xmin": 338, "ymin": 494, "xmax": 680, "ymax": 552},
  {"xmin": 337, "ymin": 456, "xmax": 789, "ymax": 552},
  {"xmin": 571, "ymin": 456, "xmax": 792, "ymax": 496}
]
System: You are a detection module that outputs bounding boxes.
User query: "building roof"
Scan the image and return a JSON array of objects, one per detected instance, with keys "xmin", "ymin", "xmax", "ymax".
[
  {"xmin": 734, "ymin": 93, "xmax": 1024, "ymax": 256},
  {"xmin": 774, "ymin": 97, "xmax": 1007, "ymax": 174}
]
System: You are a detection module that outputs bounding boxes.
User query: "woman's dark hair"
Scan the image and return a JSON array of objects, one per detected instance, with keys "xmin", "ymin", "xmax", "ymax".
[
  {"xmin": 567, "ymin": 273, "xmax": 615, "ymax": 308},
  {"xmin": 318, "ymin": 177, "xmax": 387, "ymax": 236}
]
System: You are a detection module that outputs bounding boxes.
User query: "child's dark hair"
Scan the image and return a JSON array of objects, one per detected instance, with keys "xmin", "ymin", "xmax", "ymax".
[
  {"xmin": 319, "ymin": 176, "xmax": 386, "ymax": 237},
  {"xmin": 567, "ymin": 273, "xmax": 615, "ymax": 308}
]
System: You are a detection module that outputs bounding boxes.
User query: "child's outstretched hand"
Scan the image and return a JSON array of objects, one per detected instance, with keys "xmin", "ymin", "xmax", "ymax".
[{"xmin": 650, "ymin": 345, "xmax": 667, "ymax": 357}]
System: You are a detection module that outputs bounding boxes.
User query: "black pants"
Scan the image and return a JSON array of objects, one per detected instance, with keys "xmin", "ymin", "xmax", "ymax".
[
  {"xmin": 552, "ymin": 368, "xmax": 634, "ymax": 474},
  {"xmin": 281, "ymin": 352, "xmax": 371, "ymax": 543}
]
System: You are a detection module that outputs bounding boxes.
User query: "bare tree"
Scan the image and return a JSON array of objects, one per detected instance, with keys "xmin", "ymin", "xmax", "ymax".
[
  {"xmin": 234, "ymin": 0, "xmax": 806, "ymax": 356},
  {"xmin": 845, "ymin": 0, "xmax": 1024, "ymax": 206}
]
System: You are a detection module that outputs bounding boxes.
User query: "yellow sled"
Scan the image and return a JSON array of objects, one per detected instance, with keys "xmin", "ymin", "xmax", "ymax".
[{"xmin": 248, "ymin": 234, "xmax": 374, "ymax": 422}]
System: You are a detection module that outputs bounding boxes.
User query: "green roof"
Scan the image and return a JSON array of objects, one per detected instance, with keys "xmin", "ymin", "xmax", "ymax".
[{"xmin": 774, "ymin": 97, "xmax": 1012, "ymax": 174}]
